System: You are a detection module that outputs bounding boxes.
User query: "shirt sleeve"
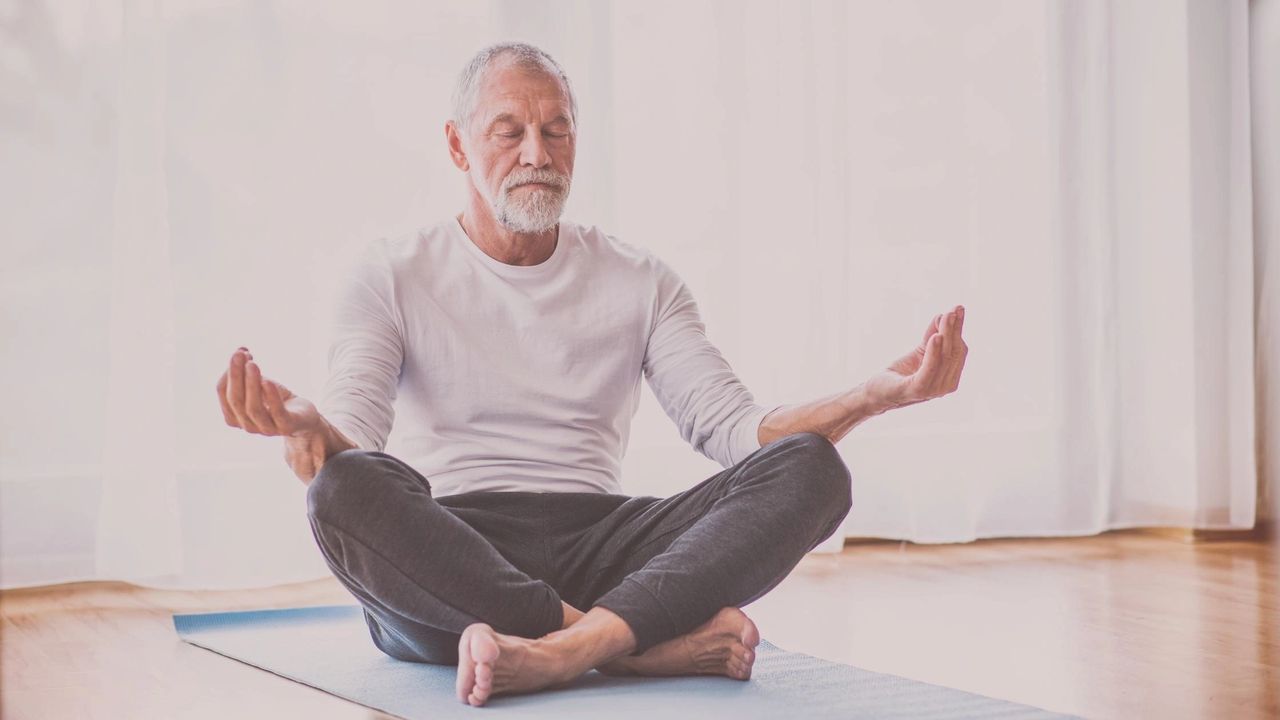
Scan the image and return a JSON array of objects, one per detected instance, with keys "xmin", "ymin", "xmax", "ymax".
[
  {"xmin": 643, "ymin": 257, "xmax": 781, "ymax": 468},
  {"xmin": 316, "ymin": 238, "xmax": 405, "ymax": 453}
]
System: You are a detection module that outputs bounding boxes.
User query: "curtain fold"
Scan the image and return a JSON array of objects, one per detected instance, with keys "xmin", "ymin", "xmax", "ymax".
[
  {"xmin": 0, "ymin": 0, "xmax": 1263, "ymax": 589},
  {"xmin": 96, "ymin": 0, "xmax": 183, "ymax": 581},
  {"xmin": 1038, "ymin": 0, "xmax": 1256, "ymax": 534},
  {"xmin": 1254, "ymin": 0, "xmax": 1280, "ymax": 536}
]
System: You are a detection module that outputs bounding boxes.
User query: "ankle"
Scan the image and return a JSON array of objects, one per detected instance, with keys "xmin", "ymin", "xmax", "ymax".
[
  {"xmin": 538, "ymin": 607, "xmax": 637, "ymax": 669},
  {"xmin": 560, "ymin": 601, "xmax": 586, "ymax": 630}
]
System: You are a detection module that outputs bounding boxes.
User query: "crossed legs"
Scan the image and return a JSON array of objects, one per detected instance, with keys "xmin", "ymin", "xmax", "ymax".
[{"xmin": 305, "ymin": 432, "xmax": 852, "ymax": 706}]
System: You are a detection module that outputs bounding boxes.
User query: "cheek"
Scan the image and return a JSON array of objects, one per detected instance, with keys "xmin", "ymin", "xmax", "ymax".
[
  {"xmin": 487, "ymin": 154, "xmax": 520, "ymax": 182},
  {"xmin": 472, "ymin": 160, "xmax": 503, "ymax": 190}
]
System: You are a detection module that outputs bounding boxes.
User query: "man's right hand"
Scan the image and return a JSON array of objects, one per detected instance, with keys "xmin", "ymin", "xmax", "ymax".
[{"xmin": 216, "ymin": 347, "xmax": 322, "ymax": 438}]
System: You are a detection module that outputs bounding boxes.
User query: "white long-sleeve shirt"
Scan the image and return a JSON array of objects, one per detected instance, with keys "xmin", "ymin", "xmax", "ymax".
[{"xmin": 317, "ymin": 216, "xmax": 779, "ymax": 497}]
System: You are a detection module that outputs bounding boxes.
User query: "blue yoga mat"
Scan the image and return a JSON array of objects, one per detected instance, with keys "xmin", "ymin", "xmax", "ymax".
[{"xmin": 173, "ymin": 605, "xmax": 1079, "ymax": 719}]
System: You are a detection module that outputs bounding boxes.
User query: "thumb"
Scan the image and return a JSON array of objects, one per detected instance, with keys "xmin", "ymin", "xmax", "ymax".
[
  {"xmin": 269, "ymin": 379, "xmax": 297, "ymax": 401},
  {"xmin": 921, "ymin": 314, "xmax": 942, "ymax": 346}
]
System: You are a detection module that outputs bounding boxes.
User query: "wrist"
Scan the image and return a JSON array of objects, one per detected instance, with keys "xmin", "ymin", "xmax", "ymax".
[
  {"xmin": 284, "ymin": 423, "xmax": 326, "ymax": 451},
  {"xmin": 300, "ymin": 419, "xmax": 355, "ymax": 456},
  {"xmin": 284, "ymin": 418, "xmax": 357, "ymax": 484},
  {"xmin": 848, "ymin": 380, "xmax": 895, "ymax": 417}
]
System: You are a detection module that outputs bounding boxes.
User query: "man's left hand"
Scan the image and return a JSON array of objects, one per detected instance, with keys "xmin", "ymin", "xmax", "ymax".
[{"xmin": 864, "ymin": 305, "xmax": 968, "ymax": 412}]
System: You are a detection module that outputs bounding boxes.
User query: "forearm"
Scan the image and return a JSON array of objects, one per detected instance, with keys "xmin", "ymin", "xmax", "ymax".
[
  {"xmin": 284, "ymin": 417, "xmax": 359, "ymax": 486},
  {"xmin": 757, "ymin": 381, "xmax": 893, "ymax": 447}
]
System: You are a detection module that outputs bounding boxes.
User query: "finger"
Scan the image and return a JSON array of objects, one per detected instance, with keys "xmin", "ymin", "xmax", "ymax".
[
  {"xmin": 947, "ymin": 339, "xmax": 969, "ymax": 391},
  {"xmin": 934, "ymin": 332, "xmax": 954, "ymax": 396},
  {"xmin": 244, "ymin": 361, "xmax": 280, "ymax": 435},
  {"xmin": 938, "ymin": 310, "xmax": 953, "ymax": 359},
  {"xmin": 227, "ymin": 349, "xmax": 261, "ymax": 433},
  {"xmin": 915, "ymin": 333, "xmax": 946, "ymax": 397},
  {"xmin": 950, "ymin": 311, "xmax": 966, "ymax": 362},
  {"xmin": 216, "ymin": 372, "xmax": 238, "ymax": 427},
  {"xmin": 954, "ymin": 305, "xmax": 965, "ymax": 337},
  {"xmin": 922, "ymin": 313, "xmax": 942, "ymax": 345},
  {"xmin": 938, "ymin": 329, "xmax": 968, "ymax": 392},
  {"xmin": 262, "ymin": 379, "xmax": 291, "ymax": 433},
  {"xmin": 936, "ymin": 310, "xmax": 957, "ymax": 389}
]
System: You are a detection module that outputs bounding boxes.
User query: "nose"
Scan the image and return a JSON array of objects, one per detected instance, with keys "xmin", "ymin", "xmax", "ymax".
[{"xmin": 518, "ymin": 129, "xmax": 552, "ymax": 169}]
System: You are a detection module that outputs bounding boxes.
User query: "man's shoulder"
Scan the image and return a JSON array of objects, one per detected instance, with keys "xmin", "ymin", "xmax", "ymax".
[
  {"xmin": 386, "ymin": 219, "xmax": 454, "ymax": 254},
  {"xmin": 349, "ymin": 219, "xmax": 455, "ymax": 268},
  {"xmin": 566, "ymin": 220, "xmax": 670, "ymax": 275}
]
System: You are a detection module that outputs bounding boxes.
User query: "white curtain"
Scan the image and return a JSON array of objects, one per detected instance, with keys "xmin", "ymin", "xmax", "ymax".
[
  {"xmin": 1256, "ymin": 0, "xmax": 1280, "ymax": 534},
  {"xmin": 0, "ymin": 0, "xmax": 1265, "ymax": 590}
]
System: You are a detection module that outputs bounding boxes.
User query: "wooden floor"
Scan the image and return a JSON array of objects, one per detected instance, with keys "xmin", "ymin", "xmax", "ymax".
[{"xmin": 1, "ymin": 529, "xmax": 1275, "ymax": 719}]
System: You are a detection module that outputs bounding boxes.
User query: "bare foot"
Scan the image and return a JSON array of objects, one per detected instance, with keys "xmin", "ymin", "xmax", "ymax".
[
  {"xmin": 597, "ymin": 606, "xmax": 760, "ymax": 680},
  {"xmin": 455, "ymin": 623, "xmax": 571, "ymax": 707}
]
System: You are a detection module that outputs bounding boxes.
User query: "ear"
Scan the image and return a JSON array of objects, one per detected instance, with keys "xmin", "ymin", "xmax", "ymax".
[{"xmin": 445, "ymin": 120, "xmax": 469, "ymax": 171}]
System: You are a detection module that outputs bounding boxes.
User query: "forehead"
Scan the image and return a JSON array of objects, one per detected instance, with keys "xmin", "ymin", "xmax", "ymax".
[{"xmin": 474, "ymin": 61, "xmax": 572, "ymax": 123}]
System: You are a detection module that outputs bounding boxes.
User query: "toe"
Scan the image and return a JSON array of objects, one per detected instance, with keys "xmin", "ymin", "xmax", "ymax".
[
  {"xmin": 456, "ymin": 629, "xmax": 476, "ymax": 703},
  {"xmin": 457, "ymin": 623, "xmax": 500, "ymax": 705},
  {"xmin": 472, "ymin": 627, "xmax": 500, "ymax": 664},
  {"xmin": 741, "ymin": 615, "xmax": 761, "ymax": 649},
  {"xmin": 469, "ymin": 669, "xmax": 492, "ymax": 706}
]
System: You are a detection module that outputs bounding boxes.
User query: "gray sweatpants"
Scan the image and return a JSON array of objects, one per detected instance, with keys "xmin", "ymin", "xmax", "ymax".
[{"xmin": 305, "ymin": 431, "xmax": 852, "ymax": 664}]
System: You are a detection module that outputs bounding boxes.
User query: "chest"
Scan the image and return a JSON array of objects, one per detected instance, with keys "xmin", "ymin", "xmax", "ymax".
[{"xmin": 399, "ymin": 271, "xmax": 653, "ymax": 410}]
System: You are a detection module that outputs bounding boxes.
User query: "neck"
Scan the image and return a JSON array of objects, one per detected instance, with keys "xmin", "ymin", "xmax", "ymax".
[{"xmin": 458, "ymin": 193, "xmax": 558, "ymax": 267}]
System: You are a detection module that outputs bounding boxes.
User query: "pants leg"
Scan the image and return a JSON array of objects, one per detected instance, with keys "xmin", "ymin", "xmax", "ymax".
[
  {"xmin": 305, "ymin": 449, "xmax": 565, "ymax": 665},
  {"xmin": 556, "ymin": 431, "xmax": 852, "ymax": 656}
]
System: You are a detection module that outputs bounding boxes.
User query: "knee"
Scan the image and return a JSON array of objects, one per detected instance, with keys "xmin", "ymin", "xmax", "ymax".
[
  {"xmin": 306, "ymin": 449, "xmax": 380, "ymax": 520},
  {"xmin": 781, "ymin": 432, "xmax": 852, "ymax": 521},
  {"xmin": 364, "ymin": 611, "xmax": 459, "ymax": 665}
]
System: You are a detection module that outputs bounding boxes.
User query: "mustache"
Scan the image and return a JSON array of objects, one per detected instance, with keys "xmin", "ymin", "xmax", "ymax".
[{"xmin": 501, "ymin": 169, "xmax": 570, "ymax": 194}]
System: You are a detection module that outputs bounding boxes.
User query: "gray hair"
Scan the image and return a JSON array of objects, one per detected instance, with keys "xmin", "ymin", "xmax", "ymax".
[{"xmin": 451, "ymin": 42, "xmax": 578, "ymax": 132}]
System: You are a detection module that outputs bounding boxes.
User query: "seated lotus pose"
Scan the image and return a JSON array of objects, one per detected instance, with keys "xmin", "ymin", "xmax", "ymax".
[{"xmin": 215, "ymin": 41, "xmax": 968, "ymax": 707}]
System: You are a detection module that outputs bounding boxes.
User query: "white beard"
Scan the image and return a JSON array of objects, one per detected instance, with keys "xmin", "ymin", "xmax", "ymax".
[
  {"xmin": 473, "ymin": 168, "xmax": 571, "ymax": 234},
  {"xmin": 495, "ymin": 184, "xmax": 567, "ymax": 234}
]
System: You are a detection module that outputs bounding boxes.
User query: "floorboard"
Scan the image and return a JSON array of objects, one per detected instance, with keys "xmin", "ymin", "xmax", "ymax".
[{"xmin": 2, "ymin": 529, "xmax": 1274, "ymax": 719}]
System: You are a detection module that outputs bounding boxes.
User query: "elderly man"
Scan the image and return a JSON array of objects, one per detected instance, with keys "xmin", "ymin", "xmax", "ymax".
[{"xmin": 216, "ymin": 42, "xmax": 967, "ymax": 707}]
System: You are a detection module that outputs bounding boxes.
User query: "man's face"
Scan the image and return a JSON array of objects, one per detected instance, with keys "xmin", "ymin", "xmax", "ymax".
[{"xmin": 456, "ymin": 62, "xmax": 576, "ymax": 234}]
